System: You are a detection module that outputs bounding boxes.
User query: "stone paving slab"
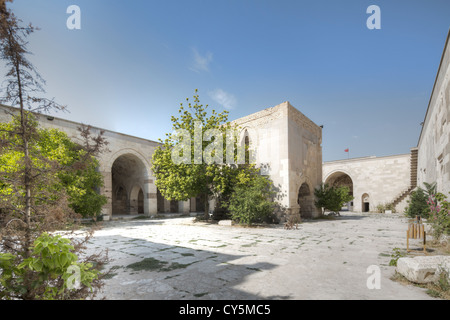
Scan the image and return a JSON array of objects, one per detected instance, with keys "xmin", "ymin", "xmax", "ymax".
[{"xmin": 85, "ymin": 212, "xmax": 442, "ymax": 300}]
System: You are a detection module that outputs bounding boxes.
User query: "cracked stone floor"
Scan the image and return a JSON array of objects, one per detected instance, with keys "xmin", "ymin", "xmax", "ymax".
[{"xmin": 84, "ymin": 212, "xmax": 438, "ymax": 300}]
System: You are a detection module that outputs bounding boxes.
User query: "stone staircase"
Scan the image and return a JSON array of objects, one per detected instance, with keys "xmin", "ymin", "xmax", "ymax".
[
  {"xmin": 392, "ymin": 186, "xmax": 415, "ymax": 208},
  {"xmin": 391, "ymin": 148, "xmax": 418, "ymax": 210},
  {"xmin": 410, "ymin": 147, "xmax": 418, "ymax": 188}
]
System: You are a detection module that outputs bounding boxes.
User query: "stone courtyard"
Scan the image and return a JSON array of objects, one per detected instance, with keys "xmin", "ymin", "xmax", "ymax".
[{"xmin": 86, "ymin": 212, "xmax": 438, "ymax": 300}]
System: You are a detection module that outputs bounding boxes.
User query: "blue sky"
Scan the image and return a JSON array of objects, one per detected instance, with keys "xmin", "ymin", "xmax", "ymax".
[{"xmin": 3, "ymin": 0, "xmax": 450, "ymax": 161}]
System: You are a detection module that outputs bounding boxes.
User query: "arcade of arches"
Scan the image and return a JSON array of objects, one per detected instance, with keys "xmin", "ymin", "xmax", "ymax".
[
  {"xmin": 0, "ymin": 97, "xmax": 421, "ymax": 218},
  {"xmin": 110, "ymin": 153, "xmax": 205, "ymax": 216}
]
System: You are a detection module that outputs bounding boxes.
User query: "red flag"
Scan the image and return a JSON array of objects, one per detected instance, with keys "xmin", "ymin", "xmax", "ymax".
[{"xmin": 344, "ymin": 148, "xmax": 349, "ymax": 152}]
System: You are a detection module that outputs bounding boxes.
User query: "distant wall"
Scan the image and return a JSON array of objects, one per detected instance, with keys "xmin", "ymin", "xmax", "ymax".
[{"xmin": 323, "ymin": 154, "xmax": 411, "ymax": 213}]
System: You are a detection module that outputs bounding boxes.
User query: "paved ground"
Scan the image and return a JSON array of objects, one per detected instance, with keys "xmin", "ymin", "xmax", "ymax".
[{"xmin": 86, "ymin": 212, "xmax": 438, "ymax": 300}]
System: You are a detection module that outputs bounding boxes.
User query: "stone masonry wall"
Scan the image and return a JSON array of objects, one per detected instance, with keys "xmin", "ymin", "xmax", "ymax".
[
  {"xmin": 323, "ymin": 154, "xmax": 411, "ymax": 213},
  {"xmin": 417, "ymin": 30, "xmax": 450, "ymax": 196}
]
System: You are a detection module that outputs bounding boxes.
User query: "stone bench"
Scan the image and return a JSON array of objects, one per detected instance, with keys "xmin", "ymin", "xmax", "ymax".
[{"xmin": 396, "ymin": 255, "xmax": 450, "ymax": 284}]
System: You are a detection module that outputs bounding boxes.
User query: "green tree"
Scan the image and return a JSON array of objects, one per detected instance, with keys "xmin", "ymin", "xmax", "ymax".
[
  {"xmin": 151, "ymin": 90, "xmax": 235, "ymax": 218},
  {"xmin": 0, "ymin": 119, "xmax": 107, "ymax": 218},
  {"xmin": 314, "ymin": 183, "xmax": 354, "ymax": 216},
  {"xmin": 405, "ymin": 187, "xmax": 429, "ymax": 218},
  {"xmin": 0, "ymin": 0, "xmax": 108, "ymax": 299},
  {"xmin": 37, "ymin": 127, "xmax": 107, "ymax": 217}
]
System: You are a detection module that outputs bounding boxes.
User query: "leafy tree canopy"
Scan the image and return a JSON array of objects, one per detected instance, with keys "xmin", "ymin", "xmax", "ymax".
[
  {"xmin": 151, "ymin": 90, "xmax": 245, "ymax": 217},
  {"xmin": 0, "ymin": 115, "xmax": 107, "ymax": 218}
]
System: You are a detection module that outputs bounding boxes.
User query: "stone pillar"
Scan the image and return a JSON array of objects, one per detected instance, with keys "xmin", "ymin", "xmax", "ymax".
[
  {"xmin": 287, "ymin": 204, "xmax": 300, "ymax": 217},
  {"xmin": 144, "ymin": 178, "xmax": 157, "ymax": 217},
  {"xmin": 353, "ymin": 187, "xmax": 362, "ymax": 213},
  {"xmin": 101, "ymin": 171, "xmax": 112, "ymax": 220},
  {"xmin": 177, "ymin": 200, "xmax": 190, "ymax": 214}
]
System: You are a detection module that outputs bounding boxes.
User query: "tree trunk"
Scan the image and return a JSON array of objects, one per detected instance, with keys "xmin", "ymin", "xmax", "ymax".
[
  {"xmin": 15, "ymin": 50, "xmax": 34, "ymax": 299},
  {"xmin": 203, "ymin": 193, "xmax": 209, "ymax": 220},
  {"xmin": 23, "ymin": 138, "xmax": 32, "ymax": 255},
  {"xmin": 16, "ymin": 59, "xmax": 32, "ymax": 258}
]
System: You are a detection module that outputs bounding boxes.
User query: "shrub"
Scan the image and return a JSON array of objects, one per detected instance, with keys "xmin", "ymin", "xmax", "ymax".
[
  {"xmin": 227, "ymin": 175, "xmax": 275, "ymax": 225},
  {"xmin": 376, "ymin": 204, "xmax": 385, "ymax": 213},
  {"xmin": 428, "ymin": 192, "xmax": 450, "ymax": 240},
  {"xmin": 0, "ymin": 233, "xmax": 101, "ymax": 300},
  {"xmin": 385, "ymin": 203, "xmax": 396, "ymax": 213}
]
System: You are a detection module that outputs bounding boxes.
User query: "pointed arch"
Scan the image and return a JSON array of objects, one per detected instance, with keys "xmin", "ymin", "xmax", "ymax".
[
  {"xmin": 361, "ymin": 193, "xmax": 370, "ymax": 212},
  {"xmin": 110, "ymin": 152, "xmax": 149, "ymax": 215}
]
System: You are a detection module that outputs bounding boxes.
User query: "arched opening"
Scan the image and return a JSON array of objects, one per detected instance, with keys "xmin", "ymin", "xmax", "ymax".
[
  {"xmin": 111, "ymin": 153, "xmax": 148, "ymax": 215},
  {"xmin": 238, "ymin": 127, "xmax": 256, "ymax": 166},
  {"xmin": 170, "ymin": 200, "xmax": 179, "ymax": 213},
  {"xmin": 156, "ymin": 187, "xmax": 180, "ymax": 214},
  {"xmin": 362, "ymin": 193, "xmax": 370, "ymax": 212},
  {"xmin": 129, "ymin": 185, "xmax": 144, "ymax": 214},
  {"xmin": 325, "ymin": 171, "xmax": 354, "ymax": 211},
  {"xmin": 138, "ymin": 189, "xmax": 144, "ymax": 214},
  {"xmin": 244, "ymin": 131, "xmax": 251, "ymax": 165},
  {"xmin": 298, "ymin": 182, "xmax": 313, "ymax": 219},
  {"xmin": 238, "ymin": 129, "xmax": 251, "ymax": 166}
]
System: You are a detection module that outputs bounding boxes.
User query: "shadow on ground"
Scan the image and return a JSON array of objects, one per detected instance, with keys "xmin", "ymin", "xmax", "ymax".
[{"xmin": 92, "ymin": 232, "xmax": 279, "ymax": 300}]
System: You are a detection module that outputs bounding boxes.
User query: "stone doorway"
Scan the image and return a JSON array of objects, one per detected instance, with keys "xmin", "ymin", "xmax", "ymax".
[
  {"xmin": 298, "ymin": 182, "xmax": 313, "ymax": 219},
  {"xmin": 362, "ymin": 193, "xmax": 370, "ymax": 212}
]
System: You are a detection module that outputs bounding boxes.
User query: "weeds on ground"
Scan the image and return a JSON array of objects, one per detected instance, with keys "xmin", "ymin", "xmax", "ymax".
[
  {"xmin": 391, "ymin": 271, "xmax": 450, "ymax": 300},
  {"xmin": 389, "ymin": 247, "xmax": 406, "ymax": 266},
  {"xmin": 426, "ymin": 271, "xmax": 450, "ymax": 299},
  {"xmin": 389, "ymin": 240, "xmax": 450, "ymax": 300}
]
